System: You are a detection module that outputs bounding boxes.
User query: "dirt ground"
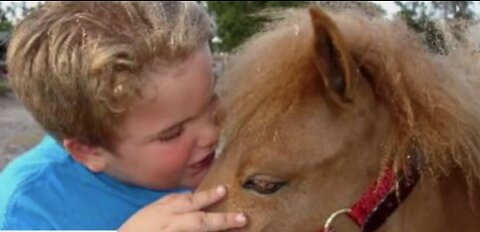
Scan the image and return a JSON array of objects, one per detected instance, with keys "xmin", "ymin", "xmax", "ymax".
[{"xmin": 0, "ymin": 93, "xmax": 44, "ymax": 170}]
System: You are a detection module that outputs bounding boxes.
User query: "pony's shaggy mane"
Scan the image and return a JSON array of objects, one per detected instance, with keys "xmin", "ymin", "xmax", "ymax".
[{"xmin": 217, "ymin": 7, "xmax": 480, "ymax": 189}]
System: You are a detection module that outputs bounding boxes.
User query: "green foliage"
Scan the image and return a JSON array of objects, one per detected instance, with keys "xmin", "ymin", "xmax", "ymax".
[
  {"xmin": 431, "ymin": 1, "xmax": 476, "ymax": 21},
  {"xmin": 316, "ymin": 1, "xmax": 386, "ymax": 18},
  {"xmin": 431, "ymin": 1, "xmax": 476, "ymax": 43},
  {"xmin": 395, "ymin": 1, "xmax": 449, "ymax": 54},
  {"xmin": 0, "ymin": 1, "xmax": 41, "ymax": 32},
  {"xmin": 395, "ymin": 1, "xmax": 477, "ymax": 55},
  {"xmin": 207, "ymin": 1, "xmax": 310, "ymax": 53},
  {"xmin": 0, "ymin": 3, "xmax": 14, "ymax": 32}
]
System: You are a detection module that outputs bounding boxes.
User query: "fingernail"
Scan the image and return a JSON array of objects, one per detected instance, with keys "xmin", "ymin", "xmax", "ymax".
[
  {"xmin": 216, "ymin": 185, "xmax": 226, "ymax": 195},
  {"xmin": 235, "ymin": 214, "xmax": 246, "ymax": 224}
]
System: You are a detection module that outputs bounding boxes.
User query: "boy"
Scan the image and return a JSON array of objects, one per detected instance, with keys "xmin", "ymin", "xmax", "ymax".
[{"xmin": 0, "ymin": 1, "xmax": 246, "ymax": 231}]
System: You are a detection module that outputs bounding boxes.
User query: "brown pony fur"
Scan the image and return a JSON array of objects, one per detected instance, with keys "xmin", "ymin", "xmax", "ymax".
[
  {"xmin": 200, "ymin": 5, "xmax": 480, "ymax": 232},
  {"xmin": 217, "ymin": 6, "xmax": 480, "ymax": 187}
]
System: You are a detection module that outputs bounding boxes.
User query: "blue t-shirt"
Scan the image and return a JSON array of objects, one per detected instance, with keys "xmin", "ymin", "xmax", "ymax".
[{"xmin": 0, "ymin": 135, "xmax": 190, "ymax": 230}]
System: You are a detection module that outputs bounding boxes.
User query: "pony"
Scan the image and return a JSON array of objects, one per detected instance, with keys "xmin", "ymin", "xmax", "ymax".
[{"xmin": 198, "ymin": 6, "xmax": 480, "ymax": 232}]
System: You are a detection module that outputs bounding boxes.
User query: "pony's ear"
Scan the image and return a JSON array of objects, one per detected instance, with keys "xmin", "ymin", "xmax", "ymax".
[{"xmin": 309, "ymin": 7, "xmax": 355, "ymax": 105}]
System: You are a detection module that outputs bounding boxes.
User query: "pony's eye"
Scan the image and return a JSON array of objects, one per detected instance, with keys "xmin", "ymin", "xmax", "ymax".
[{"xmin": 243, "ymin": 175, "xmax": 287, "ymax": 195}]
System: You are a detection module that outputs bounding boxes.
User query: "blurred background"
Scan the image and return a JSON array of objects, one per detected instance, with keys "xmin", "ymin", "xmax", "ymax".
[{"xmin": 1, "ymin": 1, "xmax": 479, "ymax": 170}]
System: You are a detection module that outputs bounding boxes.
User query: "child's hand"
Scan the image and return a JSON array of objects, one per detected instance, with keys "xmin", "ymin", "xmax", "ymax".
[{"xmin": 118, "ymin": 185, "xmax": 247, "ymax": 232}]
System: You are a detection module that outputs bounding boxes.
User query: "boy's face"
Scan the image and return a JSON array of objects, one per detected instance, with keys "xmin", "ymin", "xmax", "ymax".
[{"xmin": 100, "ymin": 44, "xmax": 219, "ymax": 190}]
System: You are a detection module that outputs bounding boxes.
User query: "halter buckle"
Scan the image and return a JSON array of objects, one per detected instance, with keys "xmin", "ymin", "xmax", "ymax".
[{"xmin": 324, "ymin": 208, "xmax": 352, "ymax": 232}]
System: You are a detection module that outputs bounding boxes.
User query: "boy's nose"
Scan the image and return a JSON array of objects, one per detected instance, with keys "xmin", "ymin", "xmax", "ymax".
[{"xmin": 197, "ymin": 123, "xmax": 220, "ymax": 148}]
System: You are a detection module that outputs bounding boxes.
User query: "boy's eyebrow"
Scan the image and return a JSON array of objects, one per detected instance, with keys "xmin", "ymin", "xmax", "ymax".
[{"xmin": 150, "ymin": 94, "xmax": 218, "ymax": 140}]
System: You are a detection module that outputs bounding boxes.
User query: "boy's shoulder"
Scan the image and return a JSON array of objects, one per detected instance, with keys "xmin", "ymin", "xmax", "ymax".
[
  {"xmin": 0, "ymin": 135, "xmax": 72, "ymax": 229},
  {"xmin": 0, "ymin": 135, "xmax": 190, "ymax": 230},
  {"xmin": 0, "ymin": 135, "xmax": 68, "ymax": 191},
  {"xmin": 0, "ymin": 134, "xmax": 121, "ymax": 229},
  {"xmin": 0, "ymin": 135, "xmax": 68, "ymax": 198}
]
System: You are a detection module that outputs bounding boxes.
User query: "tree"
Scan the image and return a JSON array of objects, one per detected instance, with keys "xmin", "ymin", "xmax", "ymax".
[
  {"xmin": 0, "ymin": 1, "xmax": 41, "ymax": 32},
  {"xmin": 207, "ymin": 1, "xmax": 310, "ymax": 53},
  {"xmin": 395, "ymin": 1, "xmax": 478, "ymax": 55},
  {"xmin": 0, "ymin": 2, "xmax": 14, "ymax": 32},
  {"xmin": 431, "ymin": 1, "xmax": 476, "ymax": 43},
  {"xmin": 395, "ymin": 1, "xmax": 449, "ymax": 55},
  {"xmin": 316, "ymin": 1, "xmax": 386, "ymax": 18},
  {"xmin": 432, "ymin": 1, "xmax": 475, "ymax": 21},
  {"xmin": 0, "ymin": 1, "xmax": 41, "ymax": 97}
]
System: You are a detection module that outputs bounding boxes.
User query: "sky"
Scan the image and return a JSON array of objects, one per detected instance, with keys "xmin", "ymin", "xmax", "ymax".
[
  {"xmin": 372, "ymin": 1, "xmax": 401, "ymax": 16},
  {"xmin": 374, "ymin": 1, "xmax": 480, "ymax": 19},
  {"xmin": 1, "ymin": 1, "xmax": 41, "ymax": 9}
]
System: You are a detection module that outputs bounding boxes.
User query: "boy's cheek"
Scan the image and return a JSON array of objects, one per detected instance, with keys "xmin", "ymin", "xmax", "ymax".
[{"xmin": 151, "ymin": 143, "xmax": 193, "ymax": 169}]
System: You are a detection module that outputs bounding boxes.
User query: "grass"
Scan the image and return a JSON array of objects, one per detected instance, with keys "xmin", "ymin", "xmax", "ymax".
[{"xmin": 0, "ymin": 79, "xmax": 11, "ymax": 96}]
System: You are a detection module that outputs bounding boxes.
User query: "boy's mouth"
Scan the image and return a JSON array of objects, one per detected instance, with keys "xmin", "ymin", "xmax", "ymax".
[{"xmin": 190, "ymin": 152, "xmax": 215, "ymax": 170}]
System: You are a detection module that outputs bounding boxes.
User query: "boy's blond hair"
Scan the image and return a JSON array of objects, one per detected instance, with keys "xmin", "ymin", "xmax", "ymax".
[{"xmin": 7, "ymin": 1, "xmax": 214, "ymax": 149}]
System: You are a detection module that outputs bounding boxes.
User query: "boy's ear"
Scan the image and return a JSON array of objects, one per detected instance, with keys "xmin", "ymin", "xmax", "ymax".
[{"xmin": 63, "ymin": 139, "xmax": 107, "ymax": 172}]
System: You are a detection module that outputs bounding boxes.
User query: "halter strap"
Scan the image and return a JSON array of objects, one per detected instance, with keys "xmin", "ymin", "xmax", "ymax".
[{"xmin": 322, "ymin": 149, "xmax": 423, "ymax": 232}]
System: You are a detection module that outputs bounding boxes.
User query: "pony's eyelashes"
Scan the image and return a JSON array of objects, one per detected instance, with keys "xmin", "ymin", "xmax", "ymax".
[{"xmin": 242, "ymin": 174, "xmax": 287, "ymax": 195}]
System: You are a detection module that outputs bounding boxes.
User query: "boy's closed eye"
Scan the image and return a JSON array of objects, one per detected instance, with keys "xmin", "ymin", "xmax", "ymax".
[
  {"xmin": 157, "ymin": 125, "xmax": 184, "ymax": 142},
  {"xmin": 154, "ymin": 94, "xmax": 218, "ymax": 143}
]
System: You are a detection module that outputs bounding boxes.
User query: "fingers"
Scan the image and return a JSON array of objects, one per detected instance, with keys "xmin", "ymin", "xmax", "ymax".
[
  {"xmin": 162, "ymin": 185, "xmax": 228, "ymax": 213},
  {"xmin": 176, "ymin": 211, "xmax": 248, "ymax": 232},
  {"xmin": 120, "ymin": 185, "xmax": 248, "ymax": 232}
]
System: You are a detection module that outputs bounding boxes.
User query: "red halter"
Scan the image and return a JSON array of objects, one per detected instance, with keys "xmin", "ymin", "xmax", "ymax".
[{"xmin": 321, "ymin": 151, "xmax": 422, "ymax": 232}]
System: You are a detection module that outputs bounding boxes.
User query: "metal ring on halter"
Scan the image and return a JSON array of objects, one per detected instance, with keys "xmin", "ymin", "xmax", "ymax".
[{"xmin": 324, "ymin": 208, "xmax": 352, "ymax": 232}]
